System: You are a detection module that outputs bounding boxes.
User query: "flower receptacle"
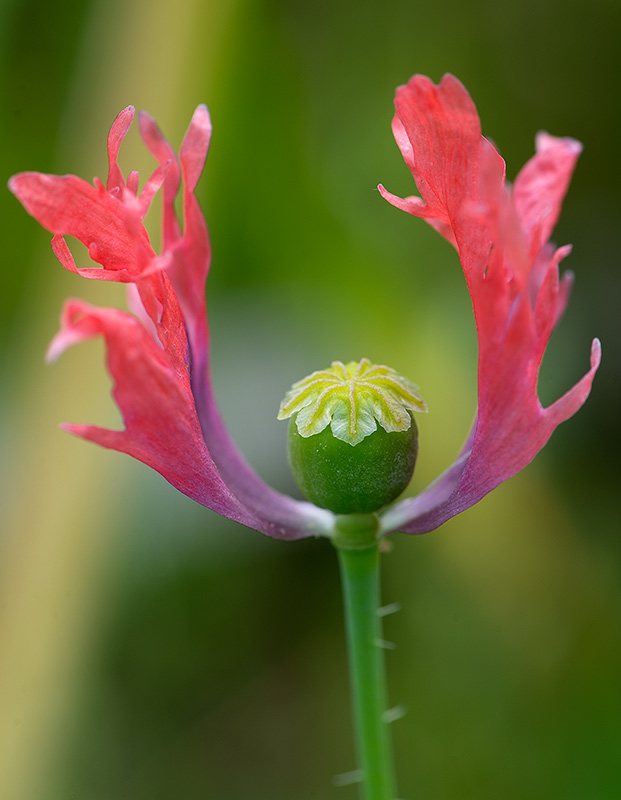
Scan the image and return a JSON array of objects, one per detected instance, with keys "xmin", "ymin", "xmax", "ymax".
[{"xmin": 332, "ymin": 513, "xmax": 381, "ymax": 549}]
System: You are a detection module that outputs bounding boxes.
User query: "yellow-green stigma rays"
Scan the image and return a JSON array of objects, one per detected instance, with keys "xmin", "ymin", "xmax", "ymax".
[{"xmin": 277, "ymin": 358, "xmax": 428, "ymax": 446}]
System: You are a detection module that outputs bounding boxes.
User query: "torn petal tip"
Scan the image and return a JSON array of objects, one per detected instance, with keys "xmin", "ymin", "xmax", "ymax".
[
  {"xmin": 591, "ymin": 337, "xmax": 602, "ymax": 367},
  {"xmin": 45, "ymin": 342, "xmax": 63, "ymax": 365}
]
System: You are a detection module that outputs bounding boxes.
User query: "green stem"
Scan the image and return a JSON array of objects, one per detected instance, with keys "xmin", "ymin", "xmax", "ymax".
[{"xmin": 337, "ymin": 542, "xmax": 397, "ymax": 800}]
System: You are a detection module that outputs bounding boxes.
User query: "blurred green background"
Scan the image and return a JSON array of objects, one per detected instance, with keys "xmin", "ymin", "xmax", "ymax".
[{"xmin": 1, "ymin": 0, "xmax": 619, "ymax": 798}]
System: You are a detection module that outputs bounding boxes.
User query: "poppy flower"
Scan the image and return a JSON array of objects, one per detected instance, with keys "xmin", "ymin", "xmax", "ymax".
[{"xmin": 8, "ymin": 75, "xmax": 599, "ymax": 540}]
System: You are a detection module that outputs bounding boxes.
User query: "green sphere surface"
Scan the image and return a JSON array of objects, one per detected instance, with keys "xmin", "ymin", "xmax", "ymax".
[{"xmin": 287, "ymin": 415, "xmax": 418, "ymax": 514}]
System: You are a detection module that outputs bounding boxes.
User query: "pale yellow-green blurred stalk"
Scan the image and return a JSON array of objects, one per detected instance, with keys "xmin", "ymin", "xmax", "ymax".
[{"xmin": 0, "ymin": 1, "xmax": 240, "ymax": 797}]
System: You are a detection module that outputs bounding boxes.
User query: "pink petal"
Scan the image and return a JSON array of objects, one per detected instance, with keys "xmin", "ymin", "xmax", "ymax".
[
  {"xmin": 126, "ymin": 171, "xmax": 140, "ymax": 195},
  {"xmin": 545, "ymin": 337, "xmax": 601, "ymax": 425},
  {"xmin": 513, "ymin": 133, "xmax": 582, "ymax": 258},
  {"xmin": 379, "ymin": 74, "xmax": 600, "ymax": 535},
  {"xmin": 378, "ymin": 185, "xmax": 457, "ymax": 246},
  {"xmin": 138, "ymin": 160, "xmax": 172, "ymax": 219},
  {"xmin": 107, "ymin": 105, "xmax": 135, "ymax": 192},
  {"xmin": 8, "ymin": 172, "xmax": 152, "ymax": 277},
  {"xmin": 139, "ymin": 110, "xmax": 182, "ymax": 247},
  {"xmin": 392, "ymin": 74, "xmax": 483, "ymax": 228},
  {"xmin": 50, "ymin": 298, "xmax": 265, "ymax": 527},
  {"xmin": 50, "ymin": 234, "xmax": 79, "ymax": 274},
  {"xmin": 179, "ymin": 104, "xmax": 212, "ymax": 194}
]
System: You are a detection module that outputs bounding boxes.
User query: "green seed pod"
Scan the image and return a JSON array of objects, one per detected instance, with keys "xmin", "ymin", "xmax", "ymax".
[
  {"xmin": 287, "ymin": 411, "xmax": 418, "ymax": 513},
  {"xmin": 278, "ymin": 359, "xmax": 427, "ymax": 514}
]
